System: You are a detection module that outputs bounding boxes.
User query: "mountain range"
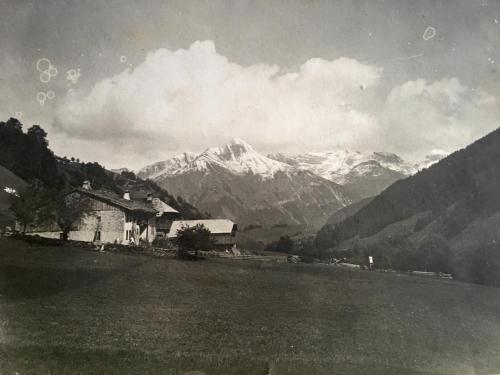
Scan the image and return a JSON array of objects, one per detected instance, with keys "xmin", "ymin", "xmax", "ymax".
[
  {"xmin": 315, "ymin": 126, "xmax": 500, "ymax": 284},
  {"xmin": 138, "ymin": 139, "xmax": 350, "ymax": 228},
  {"xmin": 138, "ymin": 138, "xmax": 444, "ymax": 229},
  {"xmin": 269, "ymin": 150, "xmax": 442, "ymax": 200}
]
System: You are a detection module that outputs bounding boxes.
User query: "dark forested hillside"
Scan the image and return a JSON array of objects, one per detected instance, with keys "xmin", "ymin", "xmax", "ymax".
[
  {"xmin": 315, "ymin": 127, "xmax": 500, "ymax": 284},
  {"xmin": 0, "ymin": 118, "xmax": 204, "ymax": 220},
  {"xmin": 0, "ymin": 118, "xmax": 61, "ymax": 187}
]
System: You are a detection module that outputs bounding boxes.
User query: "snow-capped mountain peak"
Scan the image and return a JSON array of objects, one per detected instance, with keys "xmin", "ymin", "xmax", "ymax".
[
  {"xmin": 138, "ymin": 139, "xmax": 291, "ymax": 179},
  {"xmin": 136, "ymin": 152, "xmax": 198, "ymax": 179},
  {"xmin": 269, "ymin": 149, "xmax": 416, "ymax": 185}
]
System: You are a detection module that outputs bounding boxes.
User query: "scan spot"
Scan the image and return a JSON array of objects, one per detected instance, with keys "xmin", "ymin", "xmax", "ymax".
[
  {"xmin": 48, "ymin": 66, "xmax": 58, "ymax": 77},
  {"xmin": 40, "ymin": 71, "xmax": 51, "ymax": 83},
  {"xmin": 36, "ymin": 58, "xmax": 51, "ymax": 72},
  {"xmin": 422, "ymin": 26, "xmax": 436, "ymax": 41},
  {"xmin": 36, "ymin": 58, "xmax": 58, "ymax": 83},
  {"xmin": 67, "ymin": 68, "xmax": 81, "ymax": 84}
]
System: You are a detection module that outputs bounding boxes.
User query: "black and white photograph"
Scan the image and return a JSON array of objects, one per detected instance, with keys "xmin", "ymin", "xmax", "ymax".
[{"xmin": 1, "ymin": 0, "xmax": 500, "ymax": 373}]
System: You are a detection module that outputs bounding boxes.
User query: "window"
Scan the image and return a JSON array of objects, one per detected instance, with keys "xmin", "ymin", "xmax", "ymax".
[
  {"xmin": 126, "ymin": 213, "xmax": 133, "ymax": 223},
  {"xmin": 96, "ymin": 231, "xmax": 101, "ymax": 241}
]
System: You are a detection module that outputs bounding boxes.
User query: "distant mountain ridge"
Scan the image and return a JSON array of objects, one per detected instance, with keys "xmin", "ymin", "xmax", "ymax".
[
  {"xmin": 269, "ymin": 149, "xmax": 446, "ymax": 200},
  {"xmin": 138, "ymin": 139, "xmax": 351, "ymax": 228},
  {"xmin": 140, "ymin": 138, "xmax": 293, "ymax": 179}
]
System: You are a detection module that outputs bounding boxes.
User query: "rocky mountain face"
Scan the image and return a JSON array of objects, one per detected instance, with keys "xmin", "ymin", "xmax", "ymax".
[
  {"xmin": 138, "ymin": 139, "xmax": 351, "ymax": 228},
  {"xmin": 270, "ymin": 150, "xmax": 445, "ymax": 200},
  {"xmin": 314, "ymin": 127, "xmax": 500, "ymax": 284}
]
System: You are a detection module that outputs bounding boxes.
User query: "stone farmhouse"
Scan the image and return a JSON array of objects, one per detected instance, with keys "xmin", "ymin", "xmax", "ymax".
[{"xmin": 21, "ymin": 181, "xmax": 238, "ymax": 247}]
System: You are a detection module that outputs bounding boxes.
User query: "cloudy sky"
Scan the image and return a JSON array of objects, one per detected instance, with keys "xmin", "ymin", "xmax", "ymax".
[{"xmin": 1, "ymin": 0, "xmax": 499, "ymax": 169}]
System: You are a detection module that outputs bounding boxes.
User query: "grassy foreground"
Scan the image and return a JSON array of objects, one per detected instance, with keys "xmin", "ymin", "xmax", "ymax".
[{"xmin": 1, "ymin": 239, "xmax": 500, "ymax": 374}]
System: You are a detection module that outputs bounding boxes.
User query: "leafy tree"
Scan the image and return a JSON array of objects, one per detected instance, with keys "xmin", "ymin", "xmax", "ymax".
[
  {"xmin": 47, "ymin": 191, "xmax": 91, "ymax": 241},
  {"xmin": 11, "ymin": 183, "xmax": 91, "ymax": 241},
  {"xmin": 27, "ymin": 125, "xmax": 48, "ymax": 147},
  {"xmin": 120, "ymin": 170, "xmax": 137, "ymax": 180},
  {"xmin": 10, "ymin": 182, "xmax": 48, "ymax": 233},
  {"xmin": 175, "ymin": 224, "xmax": 215, "ymax": 258}
]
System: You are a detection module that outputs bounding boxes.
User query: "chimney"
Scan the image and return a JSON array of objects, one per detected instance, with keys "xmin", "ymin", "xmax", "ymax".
[
  {"xmin": 82, "ymin": 180, "xmax": 91, "ymax": 190},
  {"xmin": 123, "ymin": 191, "xmax": 130, "ymax": 200},
  {"xmin": 147, "ymin": 193, "xmax": 153, "ymax": 202}
]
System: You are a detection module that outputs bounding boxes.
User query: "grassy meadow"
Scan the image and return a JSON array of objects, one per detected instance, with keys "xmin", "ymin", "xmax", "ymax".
[{"xmin": 1, "ymin": 238, "xmax": 500, "ymax": 374}]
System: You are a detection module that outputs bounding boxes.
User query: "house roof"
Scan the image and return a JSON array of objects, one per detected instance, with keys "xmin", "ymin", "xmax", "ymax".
[
  {"xmin": 74, "ymin": 188, "xmax": 157, "ymax": 214},
  {"xmin": 151, "ymin": 198, "xmax": 179, "ymax": 215},
  {"xmin": 128, "ymin": 191, "xmax": 179, "ymax": 215},
  {"xmin": 167, "ymin": 219, "xmax": 237, "ymax": 237}
]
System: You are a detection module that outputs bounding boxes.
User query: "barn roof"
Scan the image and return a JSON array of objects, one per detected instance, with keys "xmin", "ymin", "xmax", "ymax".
[
  {"xmin": 167, "ymin": 219, "xmax": 237, "ymax": 237},
  {"xmin": 74, "ymin": 188, "xmax": 157, "ymax": 214}
]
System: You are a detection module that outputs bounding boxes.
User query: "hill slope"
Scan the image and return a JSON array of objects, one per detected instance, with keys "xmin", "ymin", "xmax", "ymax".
[
  {"xmin": 0, "ymin": 165, "xmax": 26, "ymax": 227},
  {"xmin": 315, "ymin": 127, "xmax": 500, "ymax": 282}
]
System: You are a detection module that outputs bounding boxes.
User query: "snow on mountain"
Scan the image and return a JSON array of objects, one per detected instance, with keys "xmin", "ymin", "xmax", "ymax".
[
  {"xmin": 110, "ymin": 167, "xmax": 130, "ymax": 174},
  {"xmin": 416, "ymin": 150, "xmax": 448, "ymax": 171},
  {"xmin": 137, "ymin": 139, "xmax": 351, "ymax": 228},
  {"xmin": 269, "ymin": 150, "xmax": 415, "ymax": 185},
  {"xmin": 138, "ymin": 138, "xmax": 291, "ymax": 180},
  {"xmin": 137, "ymin": 152, "xmax": 198, "ymax": 179}
]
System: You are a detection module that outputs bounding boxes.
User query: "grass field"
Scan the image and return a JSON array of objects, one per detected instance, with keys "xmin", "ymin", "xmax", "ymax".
[{"xmin": 1, "ymin": 239, "xmax": 500, "ymax": 374}]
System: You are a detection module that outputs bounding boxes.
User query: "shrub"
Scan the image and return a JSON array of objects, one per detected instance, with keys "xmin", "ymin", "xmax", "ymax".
[{"xmin": 175, "ymin": 224, "xmax": 215, "ymax": 259}]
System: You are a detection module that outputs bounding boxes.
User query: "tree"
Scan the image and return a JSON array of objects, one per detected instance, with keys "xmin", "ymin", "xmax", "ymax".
[
  {"xmin": 46, "ymin": 191, "xmax": 91, "ymax": 241},
  {"xmin": 11, "ymin": 184, "xmax": 90, "ymax": 241},
  {"xmin": 10, "ymin": 182, "xmax": 48, "ymax": 233},
  {"xmin": 175, "ymin": 224, "xmax": 215, "ymax": 258},
  {"xmin": 27, "ymin": 125, "xmax": 48, "ymax": 147}
]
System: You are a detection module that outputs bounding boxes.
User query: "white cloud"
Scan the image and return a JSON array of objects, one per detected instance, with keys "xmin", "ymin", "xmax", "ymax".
[
  {"xmin": 53, "ymin": 40, "xmax": 499, "ymax": 169},
  {"xmin": 54, "ymin": 40, "xmax": 383, "ymax": 168},
  {"xmin": 380, "ymin": 78, "xmax": 500, "ymax": 160}
]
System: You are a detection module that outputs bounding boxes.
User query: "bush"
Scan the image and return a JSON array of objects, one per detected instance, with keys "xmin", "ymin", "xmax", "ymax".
[{"xmin": 175, "ymin": 224, "xmax": 215, "ymax": 259}]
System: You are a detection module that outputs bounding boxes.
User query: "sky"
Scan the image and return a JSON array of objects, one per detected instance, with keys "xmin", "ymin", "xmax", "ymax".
[{"xmin": 1, "ymin": 0, "xmax": 499, "ymax": 170}]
